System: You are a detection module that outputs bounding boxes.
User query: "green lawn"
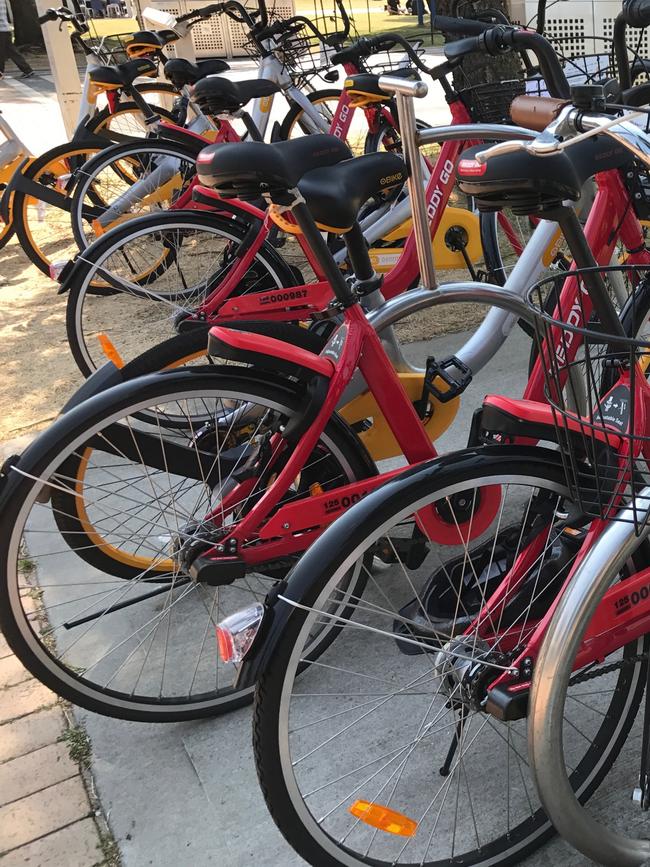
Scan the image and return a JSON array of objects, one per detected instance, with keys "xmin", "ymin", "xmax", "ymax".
[{"xmin": 292, "ymin": 0, "xmax": 443, "ymax": 46}]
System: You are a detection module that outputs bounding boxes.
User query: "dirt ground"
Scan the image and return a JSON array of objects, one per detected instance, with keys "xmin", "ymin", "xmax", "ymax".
[
  {"xmin": 0, "ymin": 232, "xmax": 485, "ymax": 443},
  {"xmin": 0, "ymin": 236, "xmax": 81, "ymax": 441}
]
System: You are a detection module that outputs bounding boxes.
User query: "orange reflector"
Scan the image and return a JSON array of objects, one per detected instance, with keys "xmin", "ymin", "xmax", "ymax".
[
  {"xmin": 97, "ymin": 333, "xmax": 125, "ymax": 368},
  {"xmin": 216, "ymin": 626, "xmax": 234, "ymax": 663},
  {"xmin": 349, "ymin": 801, "xmax": 417, "ymax": 837},
  {"xmin": 92, "ymin": 218, "xmax": 106, "ymax": 237},
  {"xmin": 309, "ymin": 482, "xmax": 324, "ymax": 497}
]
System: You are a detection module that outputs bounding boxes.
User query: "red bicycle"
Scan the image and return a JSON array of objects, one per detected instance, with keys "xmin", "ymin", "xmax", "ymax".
[
  {"xmin": 3, "ymin": 8, "xmax": 650, "ymax": 729},
  {"xmin": 240, "ymin": 15, "xmax": 650, "ymax": 867},
  {"xmin": 62, "ymin": 33, "xmax": 545, "ymax": 378}
]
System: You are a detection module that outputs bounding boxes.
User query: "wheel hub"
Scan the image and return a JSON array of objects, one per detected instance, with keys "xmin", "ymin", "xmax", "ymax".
[{"xmin": 434, "ymin": 637, "xmax": 507, "ymax": 711}]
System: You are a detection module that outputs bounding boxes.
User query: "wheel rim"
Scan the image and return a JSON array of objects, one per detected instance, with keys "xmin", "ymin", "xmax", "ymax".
[
  {"xmin": 70, "ymin": 218, "xmax": 286, "ymax": 374},
  {"xmin": 265, "ymin": 471, "xmax": 643, "ymax": 865},
  {"xmin": 6, "ymin": 382, "xmax": 360, "ymax": 715}
]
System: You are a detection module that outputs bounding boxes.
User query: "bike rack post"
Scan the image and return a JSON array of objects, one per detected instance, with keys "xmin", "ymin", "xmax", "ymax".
[
  {"xmin": 35, "ymin": 0, "xmax": 82, "ymax": 138},
  {"xmin": 378, "ymin": 75, "xmax": 436, "ymax": 289}
]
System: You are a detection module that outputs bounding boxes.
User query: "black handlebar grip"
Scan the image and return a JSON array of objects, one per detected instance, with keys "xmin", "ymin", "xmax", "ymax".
[
  {"xmin": 623, "ymin": 0, "xmax": 650, "ymax": 28},
  {"xmin": 39, "ymin": 8, "xmax": 67, "ymax": 24},
  {"xmin": 433, "ymin": 15, "xmax": 491, "ymax": 35},
  {"xmin": 443, "ymin": 34, "xmax": 483, "ymax": 60},
  {"xmin": 509, "ymin": 30, "xmax": 570, "ymax": 99}
]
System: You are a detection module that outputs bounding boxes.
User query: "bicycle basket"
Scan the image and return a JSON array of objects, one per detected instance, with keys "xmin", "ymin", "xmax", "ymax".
[
  {"xmin": 81, "ymin": 31, "xmax": 133, "ymax": 66},
  {"xmin": 364, "ymin": 39, "xmax": 425, "ymax": 76},
  {"xmin": 525, "ymin": 265, "xmax": 650, "ymax": 531},
  {"xmin": 457, "ymin": 78, "xmax": 525, "ymax": 124},
  {"xmin": 276, "ymin": 26, "xmax": 339, "ymax": 78},
  {"xmin": 524, "ymin": 35, "xmax": 649, "ymax": 97}
]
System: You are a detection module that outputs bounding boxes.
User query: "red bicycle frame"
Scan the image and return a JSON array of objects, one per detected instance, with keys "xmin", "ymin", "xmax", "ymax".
[
  {"xmin": 181, "ymin": 96, "xmax": 479, "ymax": 325},
  {"xmin": 192, "ymin": 164, "xmax": 650, "ymax": 573}
]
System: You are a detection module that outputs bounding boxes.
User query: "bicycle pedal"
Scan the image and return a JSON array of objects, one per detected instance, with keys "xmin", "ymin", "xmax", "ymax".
[
  {"xmin": 422, "ymin": 356, "xmax": 472, "ymax": 403},
  {"xmin": 376, "ymin": 534, "xmax": 429, "ymax": 569},
  {"xmin": 189, "ymin": 554, "xmax": 246, "ymax": 586}
]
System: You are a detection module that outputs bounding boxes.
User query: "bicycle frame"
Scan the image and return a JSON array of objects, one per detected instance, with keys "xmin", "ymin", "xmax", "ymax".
[
  {"xmin": 189, "ymin": 159, "xmax": 650, "ymax": 571},
  {"xmin": 179, "ymin": 103, "xmax": 502, "ymax": 330}
]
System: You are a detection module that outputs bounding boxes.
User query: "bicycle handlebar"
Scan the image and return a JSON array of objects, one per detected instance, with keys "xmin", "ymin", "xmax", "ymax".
[
  {"xmin": 435, "ymin": 18, "xmax": 570, "ymax": 100},
  {"xmin": 38, "ymin": 6, "xmax": 88, "ymax": 33},
  {"xmin": 475, "ymin": 108, "xmax": 647, "ymax": 165},
  {"xmin": 177, "ymin": 2, "xmax": 255, "ymax": 28},
  {"xmin": 333, "ymin": 32, "xmax": 435, "ymax": 76},
  {"xmin": 622, "ymin": 0, "xmax": 650, "ymax": 27},
  {"xmin": 256, "ymin": 0, "xmax": 350, "ymax": 48}
]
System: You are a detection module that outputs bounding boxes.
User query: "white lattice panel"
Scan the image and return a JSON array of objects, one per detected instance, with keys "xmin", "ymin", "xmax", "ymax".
[
  {"xmin": 143, "ymin": 0, "xmax": 295, "ymax": 57},
  {"xmin": 510, "ymin": 1, "xmax": 650, "ymax": 59},
  {"xmin": 185, "ymin": 0, "xmax": 228, "ymax": 54}
]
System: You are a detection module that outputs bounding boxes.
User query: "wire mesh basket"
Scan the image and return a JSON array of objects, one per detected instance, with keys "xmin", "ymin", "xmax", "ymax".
[
  {"xmin": 275, "ymin": 26, "xmax": 341, "ymax": 78},
  {"xmin": 524, "ymin": 35, "xmax": 649, "ymax": 97},
  {"xmin": 457, "ymin": 78, "xmax": 526, "ymax": 124},
  {"xmin": 81, "ymin": 32, "xmax": 134, "ymax": 65},
  {"xmin": 526, "ymin": 265, "xmax": 650, "ymax": 531},
  {"xmin": 364, "ymin": 39, "xmax": 425, "ymax": 75}
]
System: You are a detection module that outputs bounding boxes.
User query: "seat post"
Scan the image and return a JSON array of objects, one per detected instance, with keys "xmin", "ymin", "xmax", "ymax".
[
  {"xmin": 344, "ymin": 222, "xmax": 375, "ymax": 283},
  {"xmin": 291, "ymin": 199, "xmax": 357, "ymax": 307},
  {"xmin": 379, "ymin": 75, "xmax": 436, "ymax": 290}
]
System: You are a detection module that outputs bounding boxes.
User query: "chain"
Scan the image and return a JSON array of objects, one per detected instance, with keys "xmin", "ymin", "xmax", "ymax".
[{"xmin": 568, "ymin": 652, "xmax": 650, "ymax": 687}]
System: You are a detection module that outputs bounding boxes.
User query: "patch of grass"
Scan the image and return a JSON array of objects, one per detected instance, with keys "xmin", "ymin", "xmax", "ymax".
[
  {"xmin": 290, "ymin": 0, "xmax": 443, "ymax": 45},
  {"xmin": 18, "ymin": 556, "xmax": 36, "ymax": 574},
  {"xmin": 97, "ymin": 830, "xmax": 122, "ymax": 867},
  {"xmin": 59, "ymin": 723, "xmax": 92, "ymax": 769}
]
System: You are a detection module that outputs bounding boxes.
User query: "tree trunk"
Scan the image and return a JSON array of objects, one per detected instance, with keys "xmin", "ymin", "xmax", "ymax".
[
  {"xmin": 10, "ymin": 0, "xmax": 44, "ymax": 48},
  {"xmin": 437, "ymin": 0, "xmax": 523, "ymax": 86}
]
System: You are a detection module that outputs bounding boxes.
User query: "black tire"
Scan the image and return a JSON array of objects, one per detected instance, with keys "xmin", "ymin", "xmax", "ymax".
[
  {"xmin": 11, "ymin": 100, "xmax": 178, "ymax": 277},
  {"xmin": 12, "ymin": 142, "xmax": 106, "ymax": 275},
  {"xmin": 0, "ymin": 368, "xmax": 375, "ymax": 721},
  {"xmin": 69, "ymin": 139, "xmax": 199, "ymax": 252},
  {"xmin": 64, "ymin": 210, "xmax": 297, "ymax": 377},
  {"xmin": 0, "ymin": 210, "xmax": 14, "ymax": 252},
  {"xmin": 254, "ymin": 446, "xmax": 647, "ymax": 866}
]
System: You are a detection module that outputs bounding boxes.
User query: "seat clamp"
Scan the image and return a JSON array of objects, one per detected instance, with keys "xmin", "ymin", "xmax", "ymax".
[{"xmin": 263, "ymin": 186, "xmax": 305, "ymax": 210}]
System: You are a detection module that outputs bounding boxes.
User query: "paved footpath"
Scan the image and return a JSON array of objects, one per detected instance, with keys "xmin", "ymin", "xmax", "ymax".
[
  {"xmin": 0, "ymin": 436, "xmax": 119, "ymax": 867},
  {"xmin": 0, "ymin": 635, "xmax": 117, "ymax": 866}
]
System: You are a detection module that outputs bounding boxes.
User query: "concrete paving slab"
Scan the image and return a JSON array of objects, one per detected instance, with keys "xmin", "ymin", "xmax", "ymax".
[
  {"xmin": 0, "ymin": 775, "xmax": 91, "ymax": 853},
  {"xmin": 0, "ymin": 817, "xmax": 104, "ymax": 867},
  {"xmin": 0, "ymin": 655, "xmax": 31, "ymax": 690},
  {"xmin": 0, "ymin": 742, "xmax": 79, "ymax": 807},
  {"xmin": 0, "ymin": 707, "xmax": 67, "ymax": 763},
  {"xmin": 0, "ymin": 679, "xmax": 57, "ymax": 725}
]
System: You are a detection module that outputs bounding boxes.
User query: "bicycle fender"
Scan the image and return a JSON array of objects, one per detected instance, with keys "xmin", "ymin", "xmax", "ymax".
[{"xmin": 59, "ymin": 362, "xmax": 124, "ymax": 413}]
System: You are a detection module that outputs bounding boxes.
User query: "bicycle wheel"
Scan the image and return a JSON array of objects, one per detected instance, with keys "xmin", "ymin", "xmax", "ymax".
[
  {"xmin": 12, "ymin": 143, "xmax": 105, "ymax": 275},
  {"xmin": 279, "ymin": 89, "xmax": 371, "ymax": 156},
  {"xmin": 88, "ymin": 86, "xmax": 179, "ymax": 140},
  {"xmin": 0, "ymin": 368, "xmax": 374, "ymax": 721},
  {"xmin": 529, "ymin": 510, "xmax": 650, "ymax": 866},
  {"xmin": 65, "ymin": 210, "xmax": 297, "ymax": 377},
  {"xmin": 12, "ymin": 102, "xmax": 178, "ymax": 277},
  {"xmin": 254, "ymin": 446, "xmax": 645, "ymax": 866},
  {"xmin": 70, "ymin": 139, "xmax": 199, "ymax": 251}
]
